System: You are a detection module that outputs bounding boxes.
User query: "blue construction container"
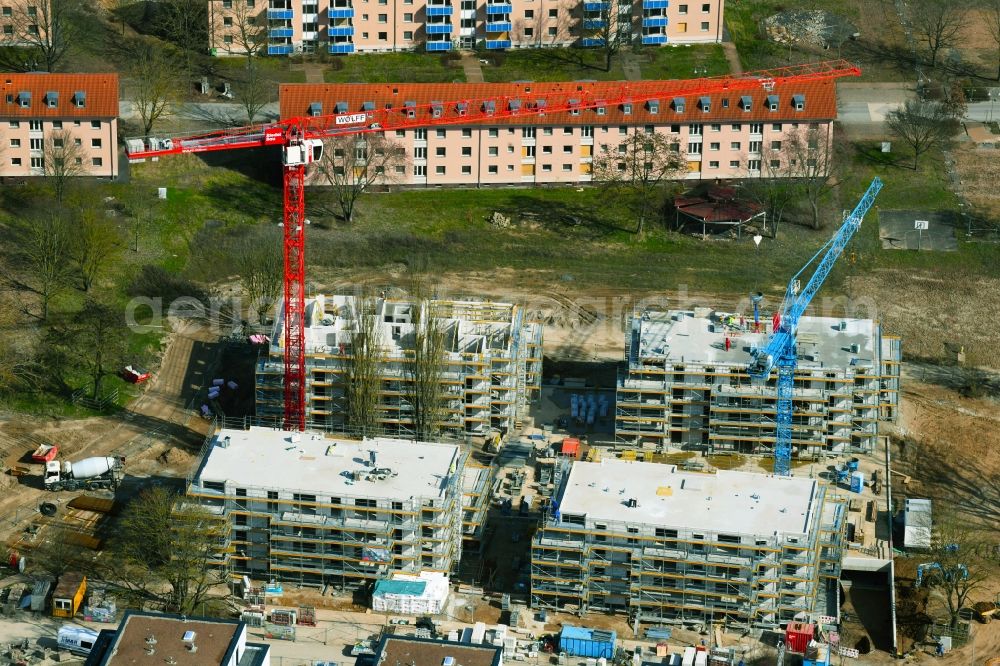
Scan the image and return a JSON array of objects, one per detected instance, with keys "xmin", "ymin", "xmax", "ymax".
[
  {"xmin": 559, "ymin": 625, "xmax": 616, "ymax": 658},
  {"xmin": 850, "ymin": 471, "xmax": 865, "ymax": 493}
]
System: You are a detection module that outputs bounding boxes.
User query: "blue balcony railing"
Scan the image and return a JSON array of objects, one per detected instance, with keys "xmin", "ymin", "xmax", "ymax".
[
  {"xmin": 329, "ymin": 42, "xmax": 355, "ymax": 53},
  {"xmin": 485, "ymin": 21, "xmax": 512, "ymax": 32},
  {"xmin": 426, "ymin": 4, "xmax": 453, "ymax": 16},
  {"xmin": 329, "ymin": 6, "xmax": 355, "ymax": 18},
  {"xmin": 426, "ymin": 23, "xmax": 452, "ymax": 34},
  {"xmin": 641, "ymin": 34, "xmax": 667, "ymax": 44},
  {"xmin": 582, "ymin": 18, "xmax": 605, "ymax": 29},
  {"xmin": 485, "ymin": 39, "xmax": 511, "ymax": 49},
  {"xmin": 266, "ymin": 8, "xmax": 293, "ymax": 19},
  {"xmin": 583, "ymin": 2, "xmax": 609, "ymax": 11},
  {"xmin": 642, "ymin": 16, "xmax": 668, "ymax": 26},
  {"xmin": 580, "ymin": 37, "xmax": 605, "ymax": 47},
  {"xmin": 426, "ymin": 41, "xmax": 452, "ymax": 51},
  {"xmin": 485, "ymin": 3, "xmax": 513, "ymax": 13},
  {"xmin": 642, "ymin": 0, "xmax": 668, "ymax": 7},
  {"xmin": 268, "ymin": 44, "xmax": 294, "ymax": 54},
  {"xmin": 328, "ymin": 26, "xmax": 355, "ymax": 36},
  {"xmin": 269, "ymin": 27, "xmax": 293, "ymax": 37}
]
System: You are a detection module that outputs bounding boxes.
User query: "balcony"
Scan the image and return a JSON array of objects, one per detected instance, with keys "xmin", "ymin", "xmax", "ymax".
[
  {"xmin": 269, "ymin": 27, "xmax": 294, "ymax": 37},
  {"xmin": 580, "ymin": 37, "xmax": 605, "ymax": 47},
  {"xmin": 642, "ymin": 16, "xmax": 668, "ymax": 26},
  {"xmin": 329, "ymin": 6, "xmax": 355, "ymax": 18},
  {"xmin": 485, "ymin": 21, "xmax": 512, "ymax": 31},
  {"xmin": 485, "ymin": 2, "xmax": 512, "ymax": 13},
  {"xmin": 641, "ymin": 34, "xmax": 667, "ymax": 44},
  {"xmin": 583, "ymin": 18, "xmax": 605, "ymax": 28},
  {"xmin": 642, "ymin": 0, "xmax": 668, "ymax": 7},
  {"xmin": 426, "ymin": 4, "xmax": 453, "ymax": 15},
  {"xmin": 267, "ymin": 8, "xmax": 294, "ymax": 18},
  {"xmin": 329, "ymin": 42, "xmax": 355, "ymax": 53},
  {"xmin": 583, "ymin": 1, "xmax": 609, "ymax": 10},
  {"xmin": 485, "ymin": 39, "xmax": 511, "ymax": 49},
  {"xmin": 268, "ymin": 44, "xmax": 294, "ymax": 54},
  {"xmin": 426, "ymin": 41, "xmax": 452, "ymax": 51},
  {"xmin": 328, "ymin": 26, "xmax": 355, "ymax": 36},
  {"xmin": 426, "ymin": 23, "xmax": 452, "ymax": 34}
]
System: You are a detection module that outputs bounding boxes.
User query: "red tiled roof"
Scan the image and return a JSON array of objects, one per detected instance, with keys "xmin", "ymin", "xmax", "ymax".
[
  {"xmin": 280, "ymin": 79, "xmax": 836, "ymax": 127},
  {"xmin": 0, "ymin": 73, "xmax": 119, "ymax": 118}
]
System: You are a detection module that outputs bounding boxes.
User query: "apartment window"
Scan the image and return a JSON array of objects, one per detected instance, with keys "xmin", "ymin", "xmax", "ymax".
[
  {"xmin": 488, "ymin": 146, "xmax": 498, "ymax": 156},
  {"xmin": 750, "ymin": 123, "xmax": 763, "ymax": 133},
  {"xmin": 378, "ymin": 30, "xmax": 387, "ymax": 39},
  {"xmin": 30, "ymin": 157, "xmax": 42, "ymax": 168},
  {"xmin": 29, "ymin": 120, "xmax": 41, "ymax": 131},
  {"xmin": 224, "ymin": 35, "xmax": 234, "ymax": 44},
  {"xmin": 91, "ymin": 120, "xmax": 100, "ymax": 129},
  {"xmin": 29, "ymin": 138, "xmax": 42, "ymax": 150},
  {"xmin": 548, "ymin": 26, "xmax": 556, "ymax": 36},
  {"xmin": 361, "ymin": 31, "xmax": 368, "ymax": 37},
  {"xmin": 687, "ymin": 142, "xmax": 701, "ymax": 154},
  {"xmin": 362, "ymin": 13, "xmax": 368, "ymax": 19},
  {"xmin": 748, "ymin": 159, "xmax": 761, "ymax": 170},
  {"xmin": 436, "ymin": 129, "xmax": 446, "ymax": 138},
  {"xmin": 710, "ymin": 123, "xmax": 721, "ymax": 132},
  {"xmin": 53, "ymin": 137, "xmax": 63, "ymax": 147},
  {"xmin": 403, "ymin": 12, "xmax": 412, "ymax": 20},
  {"xmin": 1, "ymin": 6, "xmax": 9, "ymax": 15},
  {"xmin": 8, "ymin": 138, "xmax": 18, "ymax": 147},
  {"xmin": 678, "ymin": 3, "xmax": 687, "ymax": 13},
  {"xmin": 618, "ymin": 125, "xmax": 628, "ymax": 135},
  {"xmin": 731, "ymin": 123, "xmax": 741, "ymax": 131},
  {"xmin": 74, "ymin": 138, "xmax": 81, "ymax": 146},
  {"xmin": 378, "ymin": 13, "xmax": 386, "ymax": 22},
  {"xmin": 524, "ymin": 9, "xmax": 533, "ymax": 17},
  {"xmin": 670, "ymin": 124, "xmax": 680, "ymax": 133},
  {"xmin": 461, "ymin": 146, "xmax": 472, "ymax": 156},
  {"xmin": 27, "ymin": 5, "xmax": 36, "ymax": 16},
  {"xmin": 548, "ymin": 8, "xmax": 557, "ymax": 17},
  {"xmin": 461, "ymin": 165, "xmax": 472, "ymax": 174},
  {"xmin": 507, "ymin": 145, "xmax": 514, "ymax": 153},
  {"xmin": 91, "ymin": 138, "xmax": 102, "ymax": 148},
  {"xmin": 563, "ymin": 145, "xmax": 572, "ymax": 154},
  {"xmin": 524, "ymin": 26, "xmax": 533, "ymax": 36},
  {"xmin": 435, "ymin": 147, "xmax": 446, "ymax": 157},
  {"xmin": 708, "ymin": 160, "xmax": 719, "ymax": 169},
  {"xmin": 488, "ymin": 128, "xmax": 499, "ymax": 137},
  {"xmin": 562, "ymin": 163, "xmax": 572, "ymax": 171},
  {"xmin": 541, "ymin": 164, "xmax": 552, "ymax": 172},
  {"xmin": 396, "ymin": 130, "xmax": 405, "ymax": 137},
  {"xmin": 488, "ymin": 165, "xmax": 498, "ymax": 174},
  {"xmin": 700, "ymin": 21, "xmax": 709, "ymax": 30},
  {"xmin": 524, "ymin": 145, "xmax": 536, "ymax": 157},
  {"xmin": 702, "ymin": 2, "xmax": 710, "ymax": 10},
  {"xmin": 709, "ymin": 142, "xmax": 719, "ymax": 151},
  {"xmin": 645, "ymin": 125, "xmax": 655, "ymax": 134},
  {"xmin": 749, "ymin": 141, "xmax": 761, "ymax": 153},
  {"xmin": 414, "ymin": 165, "xmax": 426, "ymax": 176},
  {"xmin": 394, "ymin": 165, "xmax": 405, "ymax": 174},
  {"xmin": 10, "ymin": 157, "xmax": 20, "ymax": 166},
  {"xmin": 563, "ymin": 127, "xmax": 573, "ymax": 135},
  {"xmin": 462, "ymin": 128, "xmax": 472, "ymax": 138},
  {"xmin": 523, "ymin": 127, "xmax": 536, "ymax": 138},
  {"xmin": 223, "ymin": 16, "xmax": 233, "ymax": 25},
  {"xmin": 770, "ymin": 140, "xmax": 782, "ymax": 150},
  {"xmin": 403, "ymin": 30, "xmax": 412, "ymax": 38},
  {"xmin": 542, "ymin": 127, "xmax": 553, "ymax": 136},
  {"xmin": 769, "ymin": 159, "xmax": 780, "ymax": 169},
  {"xmin": 93, "ymin": 157, "xmax": 103, "ymax": 167},
  {"xmin": 689, "ymin": 123, "xmax": 702, "ymax": 135},
  {"xmin": 729, "ymin": 159, "xmax": 739, "ymax": 168},
  {"xmin": 27, "ymin": 23, "xmax": 38, "ymax": 34},
  {"xmin": 414, "ymin": 147, "xmax": 427, "ymax": 159},
  {"xmin": 2, "ymin": 26, "xmax": 11, "ymax": 35}
]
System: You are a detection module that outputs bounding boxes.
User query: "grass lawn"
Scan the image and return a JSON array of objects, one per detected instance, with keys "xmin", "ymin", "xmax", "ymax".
[
  {"xmin": 481, "ymin": 48, "xmax": 627, "ymax": 82},
  {"xmin": 636, "ymin": 44, "xmax": 731, "ymax": 79},
  {"xmin": 324, "ymin": 52, "xmax": 466, "ymax": 83},
  {"xmin": 215, "ymin": 56, "xmax": 308, "ymax": 84}
]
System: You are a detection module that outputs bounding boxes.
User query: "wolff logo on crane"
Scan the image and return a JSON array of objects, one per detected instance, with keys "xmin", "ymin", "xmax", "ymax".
[{"xmin": 335, "ymin": 112, "xmax": 371, "ymax": 126}]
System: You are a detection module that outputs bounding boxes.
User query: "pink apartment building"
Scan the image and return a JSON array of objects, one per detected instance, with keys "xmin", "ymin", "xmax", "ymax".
[
  {"xmin": 280, "ymin": 78, "xmax": 835, "ymax": 186},
  {"xmin": 0, "ymin": 73, "xmax": 119, "ymax": 180},
  {"xmin": 209, "ymin": 0, "xmax": 722, "ymax": 55}
]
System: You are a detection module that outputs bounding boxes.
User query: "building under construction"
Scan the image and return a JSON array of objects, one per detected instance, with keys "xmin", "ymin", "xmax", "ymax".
[
  {"xmin": 185, "ymin": 427, "xmax": 468, "ymax": 589},
  {"xmin": 256, "ymin": 295, "xmax": 543, "ymax": 437},
  {"xmin": 531, "ymin": 459, "xmax": 846, "ymax": 628},
  {"xmin": 615, "ymin": 309, "xmax": 901, "ymax": 454}
]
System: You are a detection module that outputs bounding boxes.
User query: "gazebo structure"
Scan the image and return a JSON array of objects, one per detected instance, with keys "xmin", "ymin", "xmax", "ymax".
[{"xmin": 673, "ymin": 185, "xmax": 765, "ymax": 239}]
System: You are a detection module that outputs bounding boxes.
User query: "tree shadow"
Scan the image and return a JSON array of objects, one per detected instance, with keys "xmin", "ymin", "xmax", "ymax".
[
  {"xmin": 502, "ymin": 193, "xmax": 633, "ymax": 239},
  {"xmin": 853, "ymin": 142, "xmax": 908, "ymax": 170}
]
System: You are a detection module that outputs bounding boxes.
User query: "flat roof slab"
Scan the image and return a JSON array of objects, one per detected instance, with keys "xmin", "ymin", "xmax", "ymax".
[
  {"xmin": 197, "ymin": 427, "xmax": 460, "ymax": 500},
  {"xmin": 558, "ymin": 459, "xmax": 817, "ymax": 536}
]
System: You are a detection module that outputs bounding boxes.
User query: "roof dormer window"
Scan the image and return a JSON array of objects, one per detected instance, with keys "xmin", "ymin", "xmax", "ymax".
[
  {"xmin": 672, "ymin": 97, "xmax": 685, "ymax": 113},
  {"xmin": 647, "ymin": 99, "xmax": 659, "ymax": 114},
  {"xmin": 792, "ymin": 94, "xmax": 805, "ymax": 111},
  {"xmin": 699, "ymin": 96, "xmax": 710, "ymax": 112},
  {"xmin": 73, "ymin": 91, "xmax": 86, "ymax": 108},
  {"xmin": 17, "ymin": 91, "xmax": 30, "ymax": 108},
  {"xmin": 45, "ymin": 91, "xmax": 58, "ymax": 108},
  {"xmin": 309, "ymin": 101, "xmax": 322, "ymax": 116},
  {"xmin": 335, "ymin": 101, "xmax": 348, "ymax": 113},
  {"xmin": 740, "ymin": 95, "xmax": 752, "ymax": 112},
  {"xmin": 766, "ymin": 94, "xmax": 779, "ymax": 112},
  {"xmin": 622, "ymin": 101, "xmax": 632, "ymax": 115},
  {"xmin": 456, "ymin": 101, "xmax": 468, "ymax": 116},
  {"xmin": 483, "ymin": 100, "xmax": 496, "ymax": 115},
  {"xmin": 403, "ymin": 100, "xmax": 416, "ymax": 118}
]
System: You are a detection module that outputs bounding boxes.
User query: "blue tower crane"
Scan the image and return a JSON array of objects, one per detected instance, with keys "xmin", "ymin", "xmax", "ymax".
[{"xmin": 748, "ymin": 177, "xmax": 883, "ymax": 476}]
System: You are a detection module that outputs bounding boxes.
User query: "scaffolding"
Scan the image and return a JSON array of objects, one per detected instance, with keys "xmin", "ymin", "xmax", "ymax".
[
  {"xmin": 530, "ymin": 463, "xmax": 847, "ymax": 629},
  {"xmin": 256, "ymin": 296, "xmax": 543, "ymax": 438},
  {"xmin": 615, "ymin": 310, "xmax": 901, "ymax": 456},
  {"xmin": 184, "ymin": 427, "xmax": 467, "ymax": 590}
]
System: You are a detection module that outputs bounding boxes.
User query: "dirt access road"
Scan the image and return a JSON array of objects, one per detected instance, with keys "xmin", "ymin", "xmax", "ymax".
[{"xmin": 0, "ymin": 322, "xmax": 219, "ymax": 539}]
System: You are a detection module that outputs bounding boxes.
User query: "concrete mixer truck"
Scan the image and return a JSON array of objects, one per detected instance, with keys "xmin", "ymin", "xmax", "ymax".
[{"xmin": 44, "ymin": 456, "xmax": 124, "ymax": 491}]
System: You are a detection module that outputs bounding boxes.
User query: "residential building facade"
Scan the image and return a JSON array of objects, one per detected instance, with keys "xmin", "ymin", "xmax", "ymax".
[
  {"xmin": 279, "ymin": 78, "xmax": 834, "ymax": 186},
  {"xmin": 209, "ymin": 0, "xmax": 722, "ymax": 55},
  {"xmin": 531, "ymin": 459, "xmax": 847, "ymax": 628},
  {"xmin": 615, "ymin": 309, "xmax": 901, "ymax": 453},
  {"xmin": 185, "ymin": 427, "xmax": 467, "ymax": 589},
  {"xmin": 255, "ymin": 295, "xmax": 543, "ymax": 437},
  {"xmin": 0, "ymin": 73, "xmax": 119, "ymax": 180}
]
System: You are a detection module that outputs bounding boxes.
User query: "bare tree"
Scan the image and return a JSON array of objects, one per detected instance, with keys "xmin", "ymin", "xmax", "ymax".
[
  {"xmin": 592, "ymin": 131, "xmax": 686, "ymax": 235},
  {"xmin": 922, "ymin": 514, "xmax": 999, "ymax": 628},
  {"xmin": 910, "ymin": 0, "xmax": 968, "ymax": 68},
  {"xmin": 130, "ymin": 45, "xmax": 180, "ymax": 136},
  {"xmin": 587, "ymin": 0, "xmax": 632, "ymax": 72},
  {"xmin": 317, "ymin": 133, "xmax": 406, "ymax": 224},
  {"xmin": 42, "ymin": 129, "xmax": 84, "ymax": 202},
  {"xmin": 983, "ymin": 0, "xmax": 1000, "ymax": 80},
  {"xmin": 740, "ymin": 149, "xmax": 797, "ymax": 238},
  {"xmin": 65, "ymin": 299, "xmax": 129, "ymax": 399},
  {"xmin": 237, "ymin": 61, "xmax": 275, "ymax": 123},
  {"xmin": 157, "ymin": 0, "xmax": 208, "ymax": 65},
  {"xmin": 408, "ymin": 298, "xmax": 446, "ymax": 441},
  {"xmin": 345, "ymin": 296, "xmax": 383, "ymax": 436},
  {"xmin": 227, "ymin": 0, "xmax": 266, "ymax": 57},
  {"xmin": 68, "ymin": 195, "xmax": 125, "ymax": 292},
  {"xmin": 785, "ymin": 126, "xmax": 839, "ymax": 230},
  {"xmin": 110, "ymin": 0, "xmax": 134, "ymax": 36},
  {"xmin": 3, "ymin": 0, "xmax": 79, "ymax": 71},
  {"xmin": 885, "ymin": 99, "xmax": 959, "ymax": 170},
  {"xmin": 12, "ymin": 213, "xmax": 74, "ymax": 320},
  {"xmin": 234, "ymin": 227, "xmax": 282, "ymax": 325}
]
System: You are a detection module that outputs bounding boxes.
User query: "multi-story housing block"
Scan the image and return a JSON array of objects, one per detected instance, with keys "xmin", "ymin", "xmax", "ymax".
[
  {"xmin": 615, "ymin": 309, "xmax": 901, "ymax": 454},
  {"xmin": 209, "ymin": 0, "xmax": 722, "ymax": 54},
  {"xmin": 185, "ymin": 426, "xmax": 466, "ymax": 589},
  {"xmin": 531, "ymin": 459, "xmax": 846, "ymax": 628},
  {"xmin": 279, "ymin": 78, "xmax": 834, "ymax": 185},
  {"xmin": 255, "ymin": 295, "xmax": 543, "ymax": 437},
  {"xmin": 0, "ymin": 73, "xmax": 119, "ymax": 180}
]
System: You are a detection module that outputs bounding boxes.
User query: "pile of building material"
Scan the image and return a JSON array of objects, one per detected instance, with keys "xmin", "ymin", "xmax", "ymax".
[
  {"xmin": 762, "ymin": 10, "xmax": 857, "ymax": 48},
  {"xmin": 372, "ymin": 572, "xmax": 450, "ymax": 614}
]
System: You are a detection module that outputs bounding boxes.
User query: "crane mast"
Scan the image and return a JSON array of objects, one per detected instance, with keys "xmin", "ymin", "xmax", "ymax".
[
  {"xmin": 125, "ymin": 60, "xmax": 863, "ymax": 432},
  {"xmin": 748, "ymin": 177, "xmax": 883, "ymax": 476}
]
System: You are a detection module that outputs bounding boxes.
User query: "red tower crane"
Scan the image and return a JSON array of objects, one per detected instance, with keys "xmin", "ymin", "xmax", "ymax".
[{"xmin": 125, "ymin": 59, "xmax": 861, "ymax": 432}]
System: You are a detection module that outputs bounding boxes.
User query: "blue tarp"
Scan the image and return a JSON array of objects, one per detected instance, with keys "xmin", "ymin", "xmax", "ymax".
[
  {"xmin": 372, "ymin": 580, "xmax": 427, "ymax": 597},
  {"xmin": 560, "ymin": 625, "xmax": 616, "ymax": 658}
]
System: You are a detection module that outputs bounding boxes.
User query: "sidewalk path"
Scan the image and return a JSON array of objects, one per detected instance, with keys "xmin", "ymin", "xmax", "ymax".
[
  {"xmin": 460, "ymin": 51, "xmax": 485, "ymax": 82},
  {"xmin": 291, "ymin": 63, "xmax": 325, "ymax": 83},
  {"xmin": 721, "ymin": 40, "xmax": 742, "ymax": 76},
  {"xmin": 621, "ymin": 53, "xmax": 642, "ymax": 81}
]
